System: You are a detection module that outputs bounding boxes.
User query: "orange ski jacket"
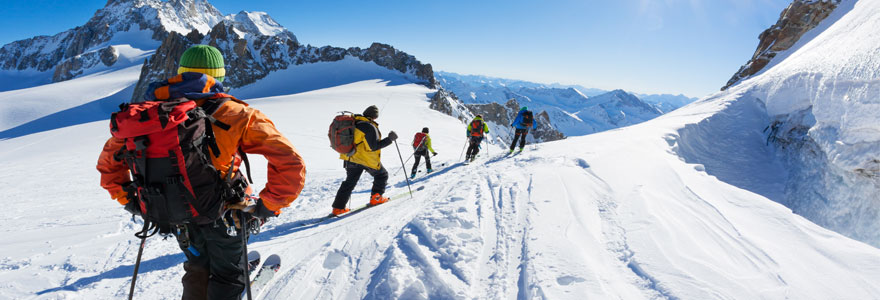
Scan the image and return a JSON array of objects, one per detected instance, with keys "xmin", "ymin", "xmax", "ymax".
[{"xmin": 97, "ymin": 78, "xmax": 306, "ymax": 214}]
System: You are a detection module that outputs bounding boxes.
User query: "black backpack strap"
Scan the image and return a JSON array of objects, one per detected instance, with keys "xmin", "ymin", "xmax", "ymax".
[
  {"xmin": 238, "ymin": 146, "xmax": 253, "ymax": 184},
  {"xmin": 201, "ymin": 97, "xmax": 231, "ymax": 115}
]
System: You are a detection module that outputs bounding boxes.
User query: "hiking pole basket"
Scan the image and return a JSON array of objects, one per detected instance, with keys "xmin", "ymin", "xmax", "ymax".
[{"xmin": 393, "ymin": 140, "xmax": 414, "ymax": 197}]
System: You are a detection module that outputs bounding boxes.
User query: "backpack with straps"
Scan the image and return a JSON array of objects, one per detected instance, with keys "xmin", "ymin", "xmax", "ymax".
[
  {"xmin": 328, "ymin": 112, "xmax": 358, "ymax": 156},
  {"xmin": 521, "ymin": 111, "xmax": 534, "ymax": 127},
  {"xmin": 470, "ymin": 119, "xmax": 484, "ymax": 137},
  {"xmin": 412, "ymin": 132, "xmax": 427, "ymax": 150},
  {"xmin": 110, "ymin": 97, "xmax": 250, "ymax": 227}
]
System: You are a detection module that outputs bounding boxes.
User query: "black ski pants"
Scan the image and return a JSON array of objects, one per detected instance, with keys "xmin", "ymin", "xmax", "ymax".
[
  {"xmin": 509, "ymin": 129, "xmax": 529, "ymax": 150},
  {"xmin": 177, "ymin": 221, "xmax": 246, "ymax": 300},
  {"xmin": 465, "ymin": 136, "xmax": 483, "ymax": 159},
  {"xmin": 411, "ymin": 149, "xmax": 432, "ymax": 175},
  {"xmin": 333, "ymin": 161, "xmax": 388, "ymax": 209}
]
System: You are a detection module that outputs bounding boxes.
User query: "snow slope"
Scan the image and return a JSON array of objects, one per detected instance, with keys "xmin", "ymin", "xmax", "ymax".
[
  {"xmin": 2, "ymin": 69, "xmax": 880, "ymax": 299},
  {"xmin": 690, "ymin": 0, "xmax": 880, "ymax": 247}
]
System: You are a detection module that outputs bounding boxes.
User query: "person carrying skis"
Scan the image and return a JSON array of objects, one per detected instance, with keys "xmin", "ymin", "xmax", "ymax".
[
  {"xmin": 410, "ymin": 127, "xmax": 437, "ymax": 178},
  {"xmin": 509, "ymin": 106, "xmax": 536, "ymax": 153},
  {"xmin": 465, "ymin": 114, "xmax": 489, "ymax": 162},
  {"xmin": 96, "ymin": 45, "xmax": 306, "ymax": 300},
  {"xmin": 332, "ymin": 105, "xmax": 398, "ymax": 216}
]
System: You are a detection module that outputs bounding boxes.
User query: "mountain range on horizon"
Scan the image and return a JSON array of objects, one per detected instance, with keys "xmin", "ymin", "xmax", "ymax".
[{"xmin": 0, "ymin": 0, "xmax": 696, "ymax": 144}]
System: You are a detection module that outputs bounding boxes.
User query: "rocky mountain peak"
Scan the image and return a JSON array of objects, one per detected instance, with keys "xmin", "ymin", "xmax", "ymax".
[{"xmin": 722, "ymin": 0, "xmax": 840, "ymax": 90}]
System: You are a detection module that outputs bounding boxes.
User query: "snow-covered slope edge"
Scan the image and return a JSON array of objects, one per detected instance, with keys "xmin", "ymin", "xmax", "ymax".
[{"xmin": 685, "ymin": 0, "xmax": 880, "ymax": 246}]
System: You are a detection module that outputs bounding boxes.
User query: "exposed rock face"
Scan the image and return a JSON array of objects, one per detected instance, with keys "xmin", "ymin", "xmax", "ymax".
[
  {"xmin": 722, "ymin": 0, "xmax": 840, "ymax": 90},
  {"xmin": 132, "ymin": 30, "xmax": 203, "ymax": 100},
  {"xmin": 53, "ymin": 46, "xmax": 119, "ymax": 82},
  {"xmin": 429, "ymin": 88, "xmax": 471, "ymax": 123},
  {"xmin": 133, "ymin": 20, "xmax": 436, "ymax": 101},
  {"xmin": 0, "ymin": 0, "xmax": 224, "ymax": 80}
]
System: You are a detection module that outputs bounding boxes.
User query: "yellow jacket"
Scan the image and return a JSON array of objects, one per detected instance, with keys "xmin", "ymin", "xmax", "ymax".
[{"xmin": 339, "ymin": 115, "xmax": 390, "ymax": 170}]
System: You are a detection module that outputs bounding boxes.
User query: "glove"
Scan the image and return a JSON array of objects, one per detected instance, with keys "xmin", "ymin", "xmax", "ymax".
[
  {"xmin": 251, "ymin": 199, "xmax": 279, "ymax": 219},
  {"xmin": 228, "ymin": 198, "xmax": 278, "ymax": 219},
  {"xmin": 432, "ymin": 152, "xmax": 438, "ymax": 157},
  {"xmin": 124, "ymin": 200, "xmax": 142, "ymax": 217},
  {"xmin": 387, "ymin": 131, "xmax": 398, "ymax": 141}
]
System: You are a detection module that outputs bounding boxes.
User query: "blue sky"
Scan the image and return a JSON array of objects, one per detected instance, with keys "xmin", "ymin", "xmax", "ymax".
[{"xmin": 0, "ymin": 0, "xmax": 790, "ymax": 97}]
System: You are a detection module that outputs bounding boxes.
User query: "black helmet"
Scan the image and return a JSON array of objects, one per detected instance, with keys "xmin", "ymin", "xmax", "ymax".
[{"xmin": 422, "ymin": 127, "xmax": 429, "ymax": 133}]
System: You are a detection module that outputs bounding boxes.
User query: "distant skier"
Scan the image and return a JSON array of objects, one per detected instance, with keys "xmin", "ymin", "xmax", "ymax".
[
  {"xmin": 465, "ymin": 114, "xmax": 490, "ymax": 162},
  {"xmin": 509, "ymin": 107, "xmax": 536, "ymax": 153},
  {"xmin": 410, "ymin": 127, "xmax": 438, "ymax": 178},
  {"xmin": 332, "ymin": 105, "xmax": 398, "ymax": 216},
  {"xmin": 96, "ymin": 45, "xmax": 306, "ymax": 300}
]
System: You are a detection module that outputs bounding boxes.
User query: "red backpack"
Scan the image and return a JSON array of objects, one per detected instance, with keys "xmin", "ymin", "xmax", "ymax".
[
  {"xmin": 412, "ymin": 132, "xmax": 427, "ymax": 150},
  {"xmin": 470, "ymin": 119, "xmax": 484, "ymax": 137},
  {"xmin": 328, "ymin": 112, "xmax": 357, "ymax": 156},
  {"xmin": 110, "ymin": 97, "xmax": 249, "ymax": 227}
]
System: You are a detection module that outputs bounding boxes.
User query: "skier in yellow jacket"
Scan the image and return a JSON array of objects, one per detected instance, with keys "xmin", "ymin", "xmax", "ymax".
[{"xmin": 332, "ymin": 105, "xmax": 398, "ymax": 216}]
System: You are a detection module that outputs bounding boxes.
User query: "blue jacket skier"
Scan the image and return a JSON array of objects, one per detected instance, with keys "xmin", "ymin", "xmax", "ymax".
[{"xmin": 509, "ymin": 107, "xmax": 536, "ymax": 152}]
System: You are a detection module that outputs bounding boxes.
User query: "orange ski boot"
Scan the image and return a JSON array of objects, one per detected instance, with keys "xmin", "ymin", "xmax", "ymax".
[
  {"xmin": 331, "ymin": 207, "xmax": 350, "ymax": 216},
  {"xmin": 369, "ymin": 193, "xmax": 389, "ymax": 206}
]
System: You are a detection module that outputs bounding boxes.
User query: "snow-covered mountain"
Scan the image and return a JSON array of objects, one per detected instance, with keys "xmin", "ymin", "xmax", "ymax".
[
  {"xmin": 636, "ymin": 93, "xmax": 698, "ymax": 113},
  {"xmin": 0, "ymin": 0, "xmax": 435, "ymax": 135},
  {"xmin": 708, "ymin": 0, "xmax": 880, "ymax": 247},
  {"xmin": 0, "ymin": 0, "xmax": 225, "ymax": 90},
  {"xmin": 435, "ymin": 71, "xmax": 693, "ymax": 138}
]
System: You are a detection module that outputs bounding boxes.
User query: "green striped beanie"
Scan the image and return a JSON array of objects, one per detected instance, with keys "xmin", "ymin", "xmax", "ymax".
[{"xmin": 178, "ymin": 45, "xmax": 226, "ymax": 82}]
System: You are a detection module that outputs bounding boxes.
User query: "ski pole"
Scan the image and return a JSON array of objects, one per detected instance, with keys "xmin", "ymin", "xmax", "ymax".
[
  {"xmin": 393, "ymin": 140, "xmax": 414, "ymax": 197},
  {"xmin": 128, "ymin": 220, "xmax": 156, "ymax": 300},
  {"xmin": 394, "ymin": 151, "xmax": 415, "ymax": 179},
  {"xmin": 240, "ymin": 210, "xmax": 253, "ymax": 300},
  {"xmin": 484, "ymin": 135, "xmax": 489, "ymax": 157},
  {"xmin": 458, "ymin": 138, "xmax": 468, "ymax": 161},
  {"xmin": 128, "ymin": 235, "xmax": 146, "ymax": 300}
]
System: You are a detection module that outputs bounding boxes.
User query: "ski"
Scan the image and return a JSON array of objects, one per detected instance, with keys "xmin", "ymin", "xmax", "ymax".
[
  {"xmin": 245, "ymin": 254, "xmax": 281, "ymax": 300},
  {"xmin": 246, "ymin": 251, "xmax": 261, "ymax": 274},
  {"xmin": 297, "ymin": 185, "xmax": 427, "ymax": 227},
  {"xmin": 335, "ymin": 185, "xmax": 426, "ymax": 217}
]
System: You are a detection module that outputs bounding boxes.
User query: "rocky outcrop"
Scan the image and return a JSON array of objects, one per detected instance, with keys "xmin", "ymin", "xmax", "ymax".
[
  {"xmin": 132, "ymin": 19, "xmax": 436, "ymax": 101},
  {"xmin": 132, "ymin": 30, "xmax": 203, "ymax": 100},
  {"xmin": 52, "ymin": 46, "xmax": 119, "ymax": 82},
  {"xmin": 351, "ymin": 43, "xmax": 435, "ymax": 88},
  {"xmin": 429, "ymin": 88, "xmax": 471, "ymax": 123},
  {"xmin": 722, "ymin": 0, "xmax": 840, "ymax": 90},
  {"xmin": 0, "ymin": 0, "xmax": 224, "ymax": 81}
]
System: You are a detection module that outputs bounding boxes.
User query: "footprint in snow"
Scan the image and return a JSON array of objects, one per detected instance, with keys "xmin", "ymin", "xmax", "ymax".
[
  {"xmin": 556, "ymin": 275, "xmax": 586, "ymax": 286},
  {"xmin": 322, "ymin": 249, "xmax": 347, "ymax": 269}
]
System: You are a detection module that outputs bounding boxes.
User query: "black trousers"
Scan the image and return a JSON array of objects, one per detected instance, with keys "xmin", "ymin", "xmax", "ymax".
[
  {"xmin": 177, "ymin": 221, "xmax": 246, "ymax": 300},
  {"xmin": 509, "ymin": 129, "xmax": 529, "ymax": 150},
  {"xmin": 333, "ymin": 161, "xmax": 388, "ymax": 209},
  {"xmin": 411, "ymin": 149, "xmax": 432, "ymax": 175},
  {"xmin": 465, "ymin": 136, "xmax": 483, "ymax": 159}
]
